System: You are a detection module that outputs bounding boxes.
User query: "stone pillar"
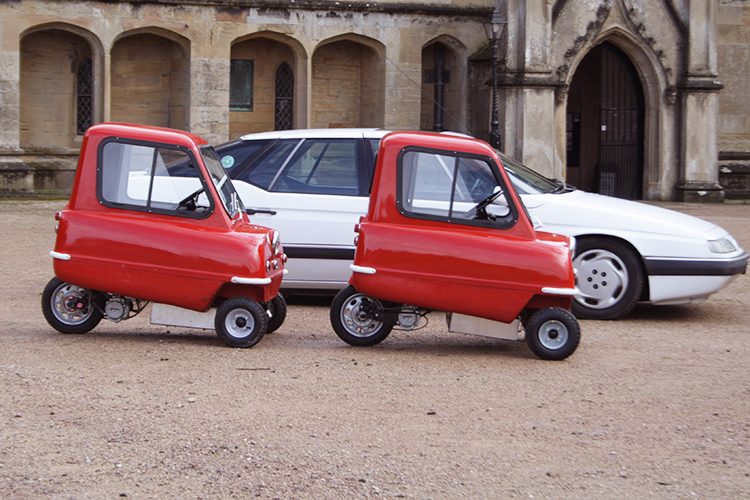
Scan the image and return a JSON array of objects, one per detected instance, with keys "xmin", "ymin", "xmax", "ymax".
[
  {"xmin": 0, "ymin": 37, "xmax": 21, "ymax": 152},
  {"xmin": 383, "ymin": 29, "xmax": 422, "ymax": 131},
  {"xmin": 678, "ymin": 0, "xmax": 724, "ymax": 202},
  {"xmin": 190, "ymin": 57, "xmax": 230, "ymax": 145},
  {"xmin": 501, "ymin": 0, "xmax": 560, "ymax": 179}
]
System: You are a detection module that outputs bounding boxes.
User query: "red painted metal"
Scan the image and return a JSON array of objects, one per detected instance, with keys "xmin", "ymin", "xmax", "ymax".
[
  {"xmin": 350, "ymin": 131, "xmax": 575, "ymax": 323},
  {"xmin": 52, "ymin": 123, "xmax": 284, "ymax": 311}
]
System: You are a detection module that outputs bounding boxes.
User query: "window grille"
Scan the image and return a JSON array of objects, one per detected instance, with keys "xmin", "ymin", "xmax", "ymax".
[
  {"xmin": 76, "ymin": 57, "xmax": 93, "ymax": 135},
  {"xmin": 275, "ymin": 62, "xmax": 293, "ymax": 130}
]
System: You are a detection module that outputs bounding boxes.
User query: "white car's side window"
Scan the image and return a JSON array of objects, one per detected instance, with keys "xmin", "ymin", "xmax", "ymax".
[{"xmin": 271, "ymin": 139, "xmax": 360, "ymax": 195}]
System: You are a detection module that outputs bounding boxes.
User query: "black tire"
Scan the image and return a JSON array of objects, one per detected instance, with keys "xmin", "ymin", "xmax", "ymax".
[
  {"xmin": 264, "ymin": 293, "xmax": 287, "ymax": 334},
  {"xmin": 41, "ymin": 277, "xmax": 104, "ymax": 334},
  {"xmin": 330, "ymin": 285, "xmax": 393, "ymax": 346},
  {"xmin": 214, "ymin": 297, "xmax": 267, "ymax": 348},
  {"xmin": 524, "ymin": 307, "xmax": 580, "ymax": 361},
  {"xmin": 572, "ymin": 237, "xmax": 644, "ymax": 320}
]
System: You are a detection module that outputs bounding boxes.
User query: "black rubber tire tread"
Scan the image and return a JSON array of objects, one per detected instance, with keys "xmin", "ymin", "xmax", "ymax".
[
  {"xmin": 330, "ymin": 285, "xmax": 393, "ymax": 346},
  {"xmin": 265, "ymin": 293, "xmax": 287, "ymax": 334},
  {"xmin": 41, "ymin": 277, "xmax": 104, "ymax": 334},
  {"xmin": 214, "ymin": 296, "xmax": 267, "ymax": 348},
  {"xmin": 571, "ymin": 237, "xmax": 644, "ymax": 320},
  {"xmin": 524, "ymin": 307, "xmax": 581, "ymax": 361}
]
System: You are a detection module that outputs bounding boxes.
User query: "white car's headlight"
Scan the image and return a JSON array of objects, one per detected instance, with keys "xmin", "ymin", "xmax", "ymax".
[{"xmin": 708, "ymin": 236, "xmax": 737, "ymax": 254}]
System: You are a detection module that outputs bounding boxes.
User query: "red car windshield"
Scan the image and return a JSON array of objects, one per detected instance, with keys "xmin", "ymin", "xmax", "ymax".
[{"xmin": 201, "ymin": 145, "xmax": 243, "ymax": 218}]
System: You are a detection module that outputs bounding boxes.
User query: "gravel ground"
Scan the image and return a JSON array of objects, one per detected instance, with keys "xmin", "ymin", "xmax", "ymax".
[{"xmin": 1, "ymin": 199, "xmax": 749, "ymax": 499}]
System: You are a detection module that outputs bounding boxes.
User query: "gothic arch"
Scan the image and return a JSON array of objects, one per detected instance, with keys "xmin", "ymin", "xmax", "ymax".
[
  {"xmin": 314, "ymin": 33, "xmax": 385, "ymax": 61},
  {"xmin": 19, "ymin": 23, "xmax": 105, "ymax": 148},
  {"xmin": 560, "ymin": 27, "xmax": 674, "ymax": 199},
  {"xmin": 229, "ymin": 32, "xmax": 304, "ymax": 135},
  {"xmin": 110, "ymin": 28, "xmax": 191, "ymax": 129},
  {"xmin": 112, "ymin": 27, "xmax": 190, "ymax": 57},
  {"xmin": 311, "ymin": 34, "xmax": 386, "ymax": 128}
]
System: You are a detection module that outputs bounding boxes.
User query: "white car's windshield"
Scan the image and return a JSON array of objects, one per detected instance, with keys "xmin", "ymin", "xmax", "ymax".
[{"xmin": 500, "ymin": 152, "xmax": 569, "ymax": 195}]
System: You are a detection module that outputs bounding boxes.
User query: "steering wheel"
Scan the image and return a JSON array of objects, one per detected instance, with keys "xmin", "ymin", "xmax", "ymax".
[
  {"xmin": 474, "ymin": 189, "xmax": 503, "ymax": 213},
  {"xmin": 177, "ymin": 187, "xmax": 204, "ymax": 211},
  {"xmin": 461, "ymin": 189, "xmax": 503, "ymax": 221}
]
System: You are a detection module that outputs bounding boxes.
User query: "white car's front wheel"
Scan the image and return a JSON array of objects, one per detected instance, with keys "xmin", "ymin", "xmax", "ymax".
[{"xmin": 572, "ymin": 237, "xmax": 644, "ymax": 320}]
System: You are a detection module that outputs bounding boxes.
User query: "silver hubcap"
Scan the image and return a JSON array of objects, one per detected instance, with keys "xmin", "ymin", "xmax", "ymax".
[
  {"xmin": 341, "ymin": 294, "xmax": 383, "ymax": 338},
  {"xmin": 52, "ymin": 283, "xmax": 94, "ymax": 326},
  {"xmin": 537, "ymin": 319, "xmax": 569, "ymax": 350},
  {"xmin": 574, "ymin": 248, "xmax": 628, "ymax": 310},
  {"xmin": 224, "ymin": 309, "xmax": 256, "ymax": 339}
]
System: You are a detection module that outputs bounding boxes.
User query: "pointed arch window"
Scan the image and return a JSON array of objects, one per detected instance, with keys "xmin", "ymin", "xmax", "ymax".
[
  {"xmin": 76, "ymin": 57, "xmax": 93, "ymax": 135},
  {"xmin": 275, "ymin": 62, "xmax": 293, "ymax": 130}
]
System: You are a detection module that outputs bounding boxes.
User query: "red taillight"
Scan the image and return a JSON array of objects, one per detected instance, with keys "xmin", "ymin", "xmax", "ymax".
[{"xmin": 54, "ymin": 212, "xmax": 61, "ymax": 221}]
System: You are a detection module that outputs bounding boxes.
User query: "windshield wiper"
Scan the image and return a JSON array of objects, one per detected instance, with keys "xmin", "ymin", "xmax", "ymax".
[
  {"xmin": 551, "ymin": 178, "xmax": 576, "ymax": 194},
  {"xmin": 552, "ymin": 179, "xmax": 566, "ymax": 193}
]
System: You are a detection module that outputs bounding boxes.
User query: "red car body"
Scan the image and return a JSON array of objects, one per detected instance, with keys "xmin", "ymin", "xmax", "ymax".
[
  {"xmin": 45, "ymin": 123, "xmax": 286, "ymax": 347},
  {"xmin": 352, "ymin": 131, "xmax": 574, "ymax": 321},
  {"xmin": 331, "ymin": 131, "xmax": 581, "ymax": 360}
]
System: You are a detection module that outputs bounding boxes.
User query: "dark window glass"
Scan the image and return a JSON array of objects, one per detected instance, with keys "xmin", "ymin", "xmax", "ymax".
[
  {"xmin": 233, "ymin": 140, "xmax": 298, "ymax": 190},
  {"xmin": 216, "ymin": 139, "xmax": 272, "ymax": 173},
  {"xmin": 270, "ymin": 139, "xmax": 360, "ymax": 195},
  {"xmin": 230, "ymin": 59, "xmax": 254, "ymax": 111},
  {"xmin": 275, "ymin": 62, "xmax": 293, "ymax": 130},
  {"xmin": 76, "ymin": 57, "xmax": 93, "ymax": 135}
]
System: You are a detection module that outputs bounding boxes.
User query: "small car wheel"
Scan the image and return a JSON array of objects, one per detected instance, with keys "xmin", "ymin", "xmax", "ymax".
[
  {"xmin": 264, "ymin": 293, "xmax": 287, "ymax": 334},
  {"xmin": 330, "ymin": 285, "xmax": 393, "ymax": 346},
  {"xmin": 524, "ymin": 307, "xmax": 580, "ymax": 361},
  {"xmin": 215, "ymin": 297, "xmax": 267, "ymax": 348},
  {"xmin": 572, "ymin": 237, "xmax": 644, "ymax": 320},
  {"xmin": 41, "ymin": 277, "xmax": 104, "ymax": 334}
]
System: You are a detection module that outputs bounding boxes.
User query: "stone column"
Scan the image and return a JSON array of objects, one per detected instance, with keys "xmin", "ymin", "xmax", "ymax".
[
  {"xmin": 190, "ymin": 57, "xmax": 230, "ymax": 145},
  {"xmin": 678, "ymin": 0, "xmax": 724, "ymax": 202},
  {"xmin": 501, "ymin": 0, "xmax": 560, "ymax": 179},
  {"xmin": 0, "ymin": 24, "xmax": 21, "ymax": 152}
]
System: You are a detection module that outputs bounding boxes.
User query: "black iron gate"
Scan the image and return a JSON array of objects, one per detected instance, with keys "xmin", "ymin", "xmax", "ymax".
[{"xmin": 596, "ymin": 43, "xmax": 644, "ymax": 200}]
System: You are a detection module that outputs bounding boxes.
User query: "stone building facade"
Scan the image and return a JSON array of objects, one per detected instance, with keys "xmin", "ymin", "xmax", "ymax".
[{"xmin": 1, "ymin": 0, "xmax": 748, "ymax": 202}]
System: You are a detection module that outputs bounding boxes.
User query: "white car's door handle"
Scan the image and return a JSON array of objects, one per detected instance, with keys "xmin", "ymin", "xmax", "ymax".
[{"xmin": 246, "ymin": 208, "xmax": 277, "ymax": 215}]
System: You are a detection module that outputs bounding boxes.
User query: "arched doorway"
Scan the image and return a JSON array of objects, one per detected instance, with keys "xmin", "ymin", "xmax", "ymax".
[
  {"xmin": 230, "ymin": 36, "xmax": 296, "ymax": 137},
  {"xmin": 110, "ymin": 31, "xmax": 190, "ymax": 131},
  {"xmin": 20, "ymin": 28, "xmax": 94, "ymax": 148},
  {"xmin": 311, "ymin": 37, "xmax": 384, "ymax": 129},
  {"xmin": 566, "ymin": 42, "xmax": 644, "ymax": 199}
]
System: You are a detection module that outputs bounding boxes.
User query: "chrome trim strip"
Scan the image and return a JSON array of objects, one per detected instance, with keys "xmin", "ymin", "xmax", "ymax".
[
  {"xmin": 49, "ymin": 251, "xmax": 71, "ymax": 261},
  {"xmin": 350, "ymin": 264, "xmax": 376, "ymax": 275},
  {"xmin": 541, "ymin": 286, "xmax": 577, "ymax": 296},
  {"xmin": 231, "ymin": 276, "xmax": 272, "ymax": 285}
]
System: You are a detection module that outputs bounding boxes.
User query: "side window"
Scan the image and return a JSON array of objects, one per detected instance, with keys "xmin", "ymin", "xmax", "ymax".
[
  {"xmin": 99, "ymin": 140, "xmax": 211, "ymax": 217},
  {"xmin": 399, "ymin": 149, "xmax": 514, "ymax": 227},
  {"xmin": 270, "ymin": 139, "xmax": 361, "ymax": 195},
  {"xmin": 234, "ymin": 140, "xmax": 298, "ymax": 190}
]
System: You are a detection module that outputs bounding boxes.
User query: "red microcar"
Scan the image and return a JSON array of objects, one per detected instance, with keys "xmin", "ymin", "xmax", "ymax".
[
  {"xmin": 42, "ymin": 123, "xmax": 287, "ymax": 348},
  {"xmin": 330, "ymin": 131, "xmax": 581, "ymax": 360}
]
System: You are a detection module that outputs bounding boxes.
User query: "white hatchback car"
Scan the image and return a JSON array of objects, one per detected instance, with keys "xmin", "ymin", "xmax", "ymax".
[{"xmin": 218, "ymin": 128, "xmax": 747, "ymax": 320}]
